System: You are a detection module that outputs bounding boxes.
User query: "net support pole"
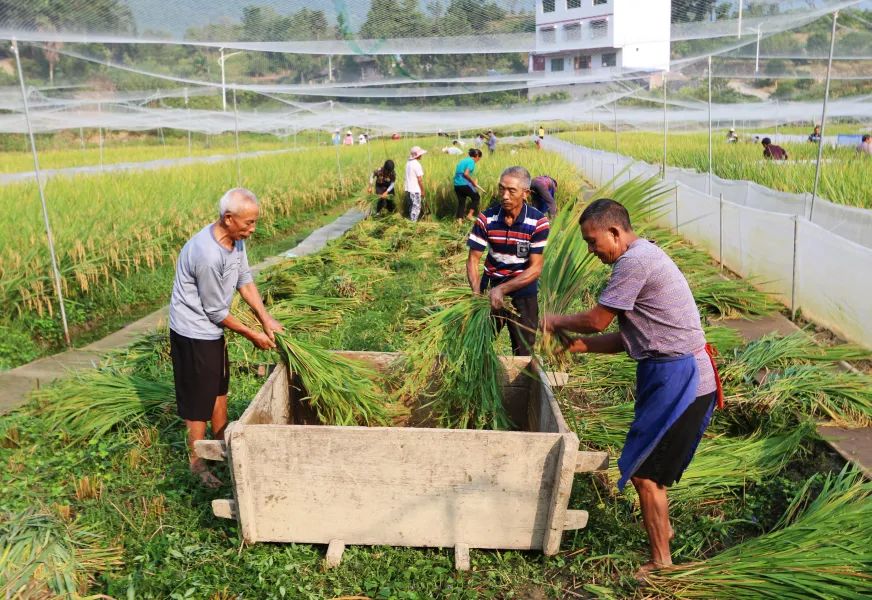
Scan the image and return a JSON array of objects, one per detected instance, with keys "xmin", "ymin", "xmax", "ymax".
[
  {"xmin": 755, "ymin": 26, "xmax": 761, "ymax": 72},
  {"xmin": 718, "ymin": 193, "xmax": 724, "ymax": 271},
  {"xmin": 613, "ymin": 100, "xmax": 618, "ymax": 153},
  {"xmin": 232, "ymin": 86, "xmax": 241, "ymax": 186},
  {"xmin": 790, "ymin": 215, "xmax": 799, "ymax": 318},
  {"xmin": 737, "ymin": 0, "xmax": 743, "ymax": 38},
  {"xmin": 661, "ymin": 73, "xmax": 668, "ymax": 179},
  {"xmin": 708, "ymin": 55, "xmax": 713, "ymax": 195},
  {"xmin": 184, "ymin": 87, "xmax": 192, "ymax": 156},
  {"xmin": 810, "ymin": 10, "xmax": 838, "ymax": 222},
  {"xmin": 98, "ymin": 103, "xmax": 104, "ymax": 171},
  {"xmin": 11, "ymin": 39, "xmax": 71, "ymax": 348},
  {"xmin": 79, "ymin": 127, "xmax": 85, "ymax": 151},
  {"xmin": 330, "ymin": 101, "xmax": 343, "ymax": 194},
  {"xmin": 220, "ymin": 47, "xmax": 227, "ymax": 112}
]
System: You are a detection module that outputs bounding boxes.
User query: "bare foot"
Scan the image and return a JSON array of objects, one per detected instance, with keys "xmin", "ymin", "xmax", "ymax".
[
  {"xmin": 634, "ymin": 560, "xmax": 672, "ymax": 582},
  {"xmin": 190, "ymin": 464, "xmax": 223, "ymax": 488}
]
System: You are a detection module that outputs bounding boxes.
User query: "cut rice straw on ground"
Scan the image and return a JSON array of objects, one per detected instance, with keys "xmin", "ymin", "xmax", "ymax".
[
  {"xmin": 32, "ymin": 371, "xmax": 174, "ymax": 443},
  {"xmin": 0, "ymin": 510, "xmax": 123, "ymax": 598},
  {"xmin": 398, "ymin": 288, "xmax": 510, "ymax": 430},
  {"xmin": 644, "ymin": 466, "xmax": 872, "ymax": 599}
]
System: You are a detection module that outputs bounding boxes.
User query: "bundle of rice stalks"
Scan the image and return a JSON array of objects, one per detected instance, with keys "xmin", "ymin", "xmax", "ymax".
[
  {"xmin": 273, "ymin": 332, "xmax": 393, "ymax": 426},
  {"xmin": 722, "ymin": 331, "xmax": 872, "ymax": 385},
  {"xmin": 540, "ymin": 175, "xmax": 670, "ymax": 315},
  {"xmin": 684, "ymin": 271, "xmax": 778, "ymax": 317},
  {"xmin": 615, "ymin": 425, "xmax": 811, "ymax": 505},
  {"xmin": 0, "ymin": 510, "xmax": 123, "ymax": 598},
  {"xmin": 32, "ymin": 371, "xmax": 174, "ymax": 442},
  {"xmin": 398, "ymin": 288, "xmax": 510, "ymax": 430},
  {"xmin": 644, "ymin": 466, "xmax": 872, "ymax": 598},
  {"xmin": 739, "ymin": 364, "xmax": 872, "ymax": 426}
]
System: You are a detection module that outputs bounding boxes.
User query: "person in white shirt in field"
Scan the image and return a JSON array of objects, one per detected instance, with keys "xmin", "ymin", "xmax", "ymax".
[{"xmin": 403, "ymin": 146, "xmax": 426, "ymax": 222}]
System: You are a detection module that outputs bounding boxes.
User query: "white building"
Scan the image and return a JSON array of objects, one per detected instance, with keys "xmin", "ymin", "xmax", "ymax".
[{"xmin": 529, "ymin": 0, "xmax": 671, "ymax": 83}]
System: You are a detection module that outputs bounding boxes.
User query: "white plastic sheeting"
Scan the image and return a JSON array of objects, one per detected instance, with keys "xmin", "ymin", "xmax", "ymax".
[{"xmin": 546, "ymin": 137, "xmax": 872, "ymax": 349}]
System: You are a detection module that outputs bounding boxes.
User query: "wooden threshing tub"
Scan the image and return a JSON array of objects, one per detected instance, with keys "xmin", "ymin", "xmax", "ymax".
[{"xmin": 195, "ymin": 351, "xmax": 608, "ymax": 570}]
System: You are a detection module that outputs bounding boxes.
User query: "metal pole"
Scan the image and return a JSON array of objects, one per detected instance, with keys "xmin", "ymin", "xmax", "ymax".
[
  {"xmin": 613, "ymin": 100, "xmax": 618, "ymax": 154},
  {"xmin": 790, "ymin": 216, "xmax": 799, "ymax": 318},
  {"xmin": 810, "ymin": 10, "xmax": 838, "ymax": 222},
  {"xmin": 755, "ymin": 26, "xmax": 762, "ymax": 73},
  {"xmin": 708, "ymin": 55, "xmax": 713, "ymax": 195},
  {"xmin": 97, "ymin": 102, "xmax": 103, "ymax": 171},
  {"xmin": 737, "ymin": 0, "xmax": 743, "ymax": 38},
  {"xmin": 330, "ymin": 101, "xmax": 343, "ymax": 193},
  {"xmin": 674, "ymin": 186, "xmax": 679, "ymax": 231},
  {"xmin": 718, "ymin": 193, "xmax": 724, "ymax": 271},
  {"xmin": 220, "ymin": 47, "xmax": 227, "ymax": 112},
  {"xmin": 184, "ymin": 87, "xmax": 192, "ymax": 156},
  {"xmin": 12, "ymin": 39, "xmax": 71, "ymax": 347},
  {"xmin": 79, "ymin": 127, "xmax": 85, "ymax": 150},
  {"xmin": 662, "ymin": 73, "xmax": 668, "ymax": 179},
  {"xmin": 232, "ymin": 86, "xmax": 241, "ymax": 186}
]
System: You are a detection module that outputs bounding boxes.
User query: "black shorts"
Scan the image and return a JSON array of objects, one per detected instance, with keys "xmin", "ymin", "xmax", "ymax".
[
  {"xmin": 633, "ymin": 391, "xmax": 716, "ymax": 487},
  {"xmin": 492, "ymin": 293, "xmax": 539, "ymax": 357},
  {"xmin": 170, "ymin": 329, "xmax": 229, "ymax": 421}
]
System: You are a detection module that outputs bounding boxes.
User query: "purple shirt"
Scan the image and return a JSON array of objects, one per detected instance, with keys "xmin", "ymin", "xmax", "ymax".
[{"xmin": 598, "ymin": 239, "xmax": 716, "ymax": 397}]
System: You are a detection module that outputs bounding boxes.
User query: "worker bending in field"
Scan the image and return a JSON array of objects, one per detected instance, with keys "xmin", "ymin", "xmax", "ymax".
[
  {"xmin": 169, "ymin": 188, "xmax": 283, "ymax": 488},
  {"xmin": 762, "ymin": 137, "xmax": 788, "ymax": 160},
  {"xmin": 541, "ymin": 199, "xmax": 722, "ymax": 579},
  {"xmin": 467, "ymin": 166, "xmax": 550, "ymax": 356},
  {"xmin": 529, "ymin": 175, "xmax": 558, "ymax": 218},
  {"xmin": 454, "ymin": 148, "xmax": 482, "ymax": 222}
]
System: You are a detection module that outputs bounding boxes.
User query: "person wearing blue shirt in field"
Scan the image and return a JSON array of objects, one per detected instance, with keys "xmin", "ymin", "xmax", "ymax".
[
  {"xmin": 454, "ymin": 148, "xmax": 483, "ymax": 222},
  {"xmin": 466, "ymin": 166, "xmax": 550, "ymax": 356}
]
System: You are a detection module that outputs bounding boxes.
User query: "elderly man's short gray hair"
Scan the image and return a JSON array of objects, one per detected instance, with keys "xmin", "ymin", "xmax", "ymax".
[
  {"xmin": 218, "ymin": 188, "xmax": 258, "ymax": 218},
  {"xmin": 500, "ymin": 166, "xmax": 531, "ymax": 190}
]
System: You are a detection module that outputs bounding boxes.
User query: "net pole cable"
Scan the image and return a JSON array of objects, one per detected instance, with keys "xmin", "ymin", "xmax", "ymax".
[
  {"xmin": 661, "ymin": 72, "xmax": 668, "ymax": 179},
  {"xmin": 11, "ymin": 39, "xmax": 71, "ymax": 347},
  {"xmin": 810, "ymin": 10, "xmax": 839, "ymax": 222},
  {"xmin": 708, "ymin": 54, "xmax": 713, "ymax": 196}
]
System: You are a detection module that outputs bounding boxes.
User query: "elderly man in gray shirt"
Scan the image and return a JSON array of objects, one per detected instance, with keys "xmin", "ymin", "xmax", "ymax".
[{"xmin": 169, "ymin": 187, "xmax": 282, "ymax": 487}]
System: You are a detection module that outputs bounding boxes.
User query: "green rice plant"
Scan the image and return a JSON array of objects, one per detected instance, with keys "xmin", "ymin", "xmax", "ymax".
[
  {"xmin": 558, "ymin": 130, "xmax": 871, "ymax": 209},
  {"xmin": 741, "ymin": 364, "xmax": 872, "ymax": 426},
  {"xmin": 572, "ymin": 401, "xmax": 634, "ymax": 451},
  {"xmin": 0, "ymin": 510, "xmax": 123, "ymax": 598},
  {"xmin": 398, "ymin": 287, "xmax": 510, "ymax": 430},
  {"xmin": 540, "ymin": 174, "xmax": 671, "ymax": 315},
  {"xmin": 703, "ymin": 324, "xmax": 745, "ymax": 356},
  {"xmin": 32, "ymin": 371, "xmax": 174, "ymax": 443},
  {"xmin": 273, "ymin": 332, "xmax": 393, "ymax": 426},
  {"xmin": 644, "ymin": 466, "xmax": 872, "ymax": 598},
  {"xmin": 722, "ymin": 331, "xmax": 872, "ymax": 385}
]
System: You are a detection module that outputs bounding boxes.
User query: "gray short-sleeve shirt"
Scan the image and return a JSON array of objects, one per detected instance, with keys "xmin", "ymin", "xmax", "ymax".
[
  {"xmin": 169, "ymin": 224, "xmax": 253, "ymax": 340},
  {"xmin": 598, "ymin": 239, "xmax": 716, "ymax": 396}
]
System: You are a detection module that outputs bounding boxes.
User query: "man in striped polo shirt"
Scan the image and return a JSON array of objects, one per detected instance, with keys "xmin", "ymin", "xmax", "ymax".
[{"xmin": 466, "ymin": 166, "xmax": 550, "ymax": 355}]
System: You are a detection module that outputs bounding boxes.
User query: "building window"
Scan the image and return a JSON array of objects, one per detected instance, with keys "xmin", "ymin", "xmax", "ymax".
[
  {"xmin": 575, "ymin": 55, "xmax": 591, "ymax": 70},
  {"xmin": 567, "ymin": 0, "xmax": 582, "ymax": 8},
  {"xmin": 540, "ymin": 27, "xmax": 556, "ymax": 44},
  {"xmin": 551, "ymin": 57, "xmax": 565, "ymax": 72},
  {"xmin": 593, "ymin": 0, "xmax": 608, "ymax": 5},
  {"xmin": 543, "ymin": 0, "xmax": 555, "ymax": 13},
  {"xmin": 564, "ymin": 23, "xmax": 582, "ymax": 42},
  {"xmin": 590, "ymin": 19, "xmax": 608, "ymax": 39},
  {"xmin": 532, "ymin": 56, "xmax": 546, "ymax": 71},
  {"xmin": 602, "ymin": 52, "xmax": 617, "ymax": 67}
]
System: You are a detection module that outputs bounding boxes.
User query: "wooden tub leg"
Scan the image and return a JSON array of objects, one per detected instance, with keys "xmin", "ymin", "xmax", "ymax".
[
  {"xmin": 454, "ymin": 543, "xmax": 470, "ymax": 571},
  {"xmin": 325, "ymin": 539, "xmax": 345, "ymax": 569}
]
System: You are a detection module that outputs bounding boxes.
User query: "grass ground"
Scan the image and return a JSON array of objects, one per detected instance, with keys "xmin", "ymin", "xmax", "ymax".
[
  {"xmin": 3, "ymin": 147, "xmax": 869, "ymax": 597},
  {"xmin": 557, "ymin": 129, "xmax": 872, "ymax": 209}
]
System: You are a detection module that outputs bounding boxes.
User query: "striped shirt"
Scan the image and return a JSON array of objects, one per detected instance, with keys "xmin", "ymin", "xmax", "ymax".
[{"xmin": 467, "ymin": 203, "xmax": 549, "ymax": 298}]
